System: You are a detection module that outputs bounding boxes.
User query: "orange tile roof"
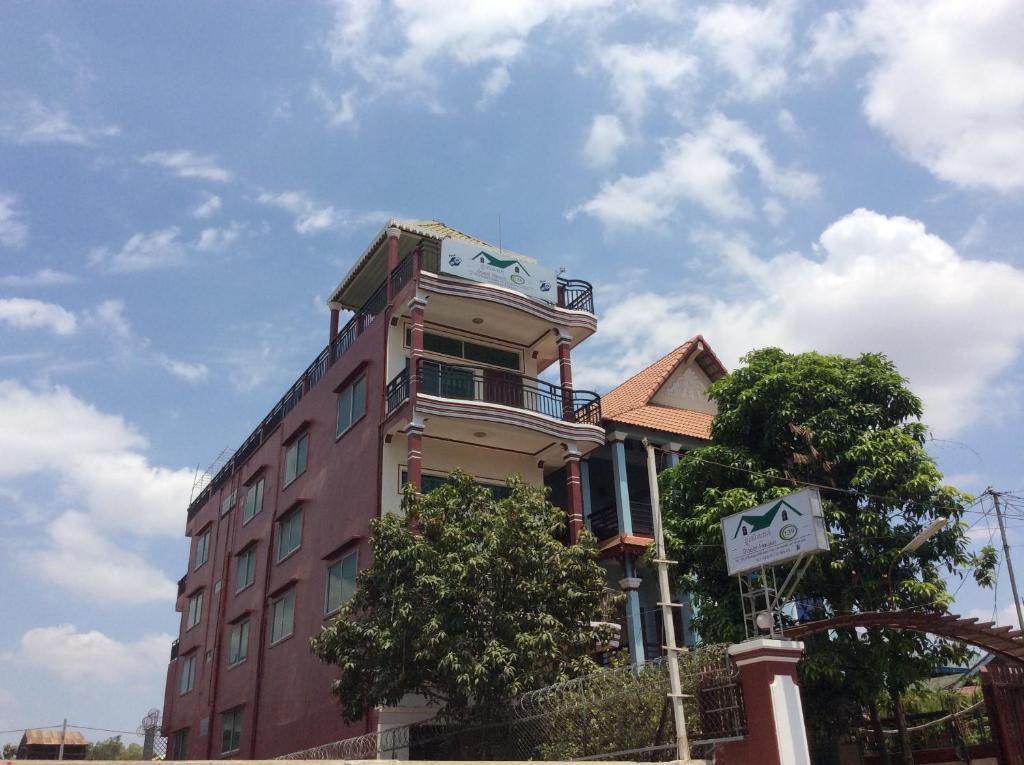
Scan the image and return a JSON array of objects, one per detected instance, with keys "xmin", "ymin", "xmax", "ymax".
[{"xmin": 601, "ymin": 335, "xmax": 727, "ymax": 441}]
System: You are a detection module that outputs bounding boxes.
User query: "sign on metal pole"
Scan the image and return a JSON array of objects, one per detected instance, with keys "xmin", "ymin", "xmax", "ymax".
[
  {"xmin": 440, "ymin": 237, "xmax": 558, "ymax": 303},
  {"xmin": 721, "ymin": 489, "xmax": 829, "ymax": 576}
]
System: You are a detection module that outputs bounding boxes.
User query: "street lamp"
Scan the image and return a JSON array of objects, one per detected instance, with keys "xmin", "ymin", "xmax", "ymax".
[{"xmin": 886, "ymin": 516, "xmax": 948, "ymax": 606}]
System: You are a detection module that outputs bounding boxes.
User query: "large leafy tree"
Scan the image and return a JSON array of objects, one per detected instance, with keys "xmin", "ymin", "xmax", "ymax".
[
  {"xmin": 312, "ymin": 470, "xmax": 614, "ymax": 722},
  {"xmin": 660, "ymin": 349, "xmax": 995, "ymax": 763}
]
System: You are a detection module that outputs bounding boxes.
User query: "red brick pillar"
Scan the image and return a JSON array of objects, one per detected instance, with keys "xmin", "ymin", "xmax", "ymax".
[
  {"xmin": 716, "ymin": 640, "xmax": 811, "ymax": 765},
  {"xmin": 564, "ymin": 447, "xmax": 584, "ymax": 543},
  {"xmin": 405, "ymin": 421, "xmax": 424, "ymax": 493},
  {"xmin": 556, "ymin": 331, "xmax": 574, "ymax": 421},
  {"xmin": 408, "ymin": 294, "xmax": 426, "ymax": 404},
  {"xmin": 329, "ymin": 306, "xmax": 339, "ymax": 344},
  {"xmin": 386, "ymin": 224, "xmax": 401, "ymax": 303}
]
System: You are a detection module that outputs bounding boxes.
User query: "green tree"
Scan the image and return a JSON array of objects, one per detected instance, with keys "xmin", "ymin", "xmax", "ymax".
[
  {"xmin": 3, "ymin": 742, "xmax": 18, "ymax": 759},
  {"xmin": 659, "ymin": 348, "xmax": 996, "ymax": 764},
  {"xmin": 311, "ymin": 470, "xmax": 616, "ymax": 722},
  {"xmin": 86, "ymin": 736, "xmax": 143, "ymax": 760}
]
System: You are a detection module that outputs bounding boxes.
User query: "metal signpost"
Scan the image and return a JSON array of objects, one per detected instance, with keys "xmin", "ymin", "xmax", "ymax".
[
  {"xmin": 440, "ymin": 237, "xmax": 558, "ymax": 302},
  {"xmin": 720, "ymin": 489, "xmax": 830, "ymax": 638}
]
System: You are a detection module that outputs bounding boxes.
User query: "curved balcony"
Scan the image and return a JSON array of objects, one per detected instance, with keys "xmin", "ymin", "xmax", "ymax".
[{"xmin": 388, "ymin": 359, "xmax": 600, "ymax": 423}]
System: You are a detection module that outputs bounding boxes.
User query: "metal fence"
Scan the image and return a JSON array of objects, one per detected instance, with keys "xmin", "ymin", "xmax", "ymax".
[{"xmin": 280, "ymin": 646, "xmax": 745, "ymax": 762}]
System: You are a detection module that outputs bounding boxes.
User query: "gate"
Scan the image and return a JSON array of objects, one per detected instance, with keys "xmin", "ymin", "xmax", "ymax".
[{"xmin": 983, "ymin": 660, "xmax": 1024, "ymax": 765}]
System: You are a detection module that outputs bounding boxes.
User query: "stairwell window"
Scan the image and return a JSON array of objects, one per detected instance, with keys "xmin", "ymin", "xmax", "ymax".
[
  {"xmin": 186, "ymin": 590, "xmax": 204, "ymax": 630},
  {"xmin": 283, "ymin": 434, "xmax": 308, "ymax": 486},
  {"xmin": 336, "ymin": 376, "xmax": 366, "ymax": 437},
  {"xmin": 325, "ymin": 551, "xmax": 357, "ymax": 615},
  {"xmin": 242, "ymin": 477, "xmax": 265, "ymax": 523},
  {"xmin": 179, "ymin": 653, "xmax": 197, "ymax": 695},
  {"xmin": 270, "ymin": 587, "xmax": 296, "ymax": 644},
  {"xmin": 193, "ymin": 528, "xmax": 210, "ymax": 570},
  {"xmin": 227, "ymin": 619, "xmax": 249, "ymax": 666},
  {"xmin": 235, "ymin": 546, "xmax": 257, "ymax": 592},
  {"xmin": 221, "ymin": 708, "xmax": 242, "ymax": 754},
  {"xmin": 277, "ymin": 507, "xmax": 303, "ymax": 561},
  {"xmin": 171, "ymin": 730, "xmax": 188, "ymax": 760}
]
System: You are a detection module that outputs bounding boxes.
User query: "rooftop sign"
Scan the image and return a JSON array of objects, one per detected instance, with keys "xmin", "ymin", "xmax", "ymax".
[
  {"xmin": 440, "ymin": 237, "xmax": 557, "ymax": 303},
  {"xmin": 721, "ymin": 488, "xmax": 830, "ymax": 575}
]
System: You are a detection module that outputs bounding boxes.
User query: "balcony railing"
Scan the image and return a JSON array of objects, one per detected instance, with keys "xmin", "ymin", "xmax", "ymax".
[
  {"xmin": 386, "ymin": 359, "xmax": 601, "ymax": 426},
  {"xmin": 557, "ymin": 277, "xmax": 594, "ymax": 313},
  {"xmin": 170, "ymin": 639, "xmax": 179, "ymax": 661},
  {"xmin": 177, "ymin": 575, "xmax": 187, "ymax": 597},
  {"xmin": 589, "ymin": 500, "xmax": 654, "ymax": 542}
]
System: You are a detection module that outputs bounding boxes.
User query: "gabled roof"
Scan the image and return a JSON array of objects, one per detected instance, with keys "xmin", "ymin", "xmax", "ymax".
[
  {"xmin": 22, "ymin": 730, "xmax": 88, "ymax": 746},
  {"xmin": 601, "ymin": 335, "xmax": 727, "ymax": 441}
]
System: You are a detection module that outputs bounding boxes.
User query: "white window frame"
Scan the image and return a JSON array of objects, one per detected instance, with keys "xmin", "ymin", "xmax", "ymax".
[
  {"xmin": 235, "ymin": 546, "xmax": 257, "ymax": 592},
  {"xmin": 179, "ymin": 653, "xmax": 196, "ymax": 695},
  {"xmin": 242, "ymin": 476, "xmax": 265, "ymax": 523},
  {"xmin": 270, "ymin": 588, "xmax": 296, "ymax": 644},
  {"xmin": 336, "ymin": 376, "xmax": 367, "ymax": 437},
  {"xmin": 277, "ymin": 507, "xmax": 303, "ymax": 562},
  {"xmin": 193, "ymin": 528, "xmax": 210, "ymax": 570},
  {"xmin": 186, "ymin": 590, "xmax": 204, "ymax": 630},
  {"xmin": 283, "ymin": 433, "xmax": 309, "ymax": 486},
  {"xmin": 228, "ymin": 619, "xmax": 249, "ymax": 666}
]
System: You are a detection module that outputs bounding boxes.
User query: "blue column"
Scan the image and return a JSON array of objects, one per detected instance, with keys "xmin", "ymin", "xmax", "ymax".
[
  {"xmin": 622, "ymin": 557, "xmax": 646, "ymax": 665},
  {"xmin": 610, "ymin": 437, "xmax": 633, "ymax": 535},
  {"xmin": 667, "ymin": 451, "xmax": 680, "ymax": 467},
  {"xmin": 580, "ymin": 460, "xmax": 593, "ymax": 532}
]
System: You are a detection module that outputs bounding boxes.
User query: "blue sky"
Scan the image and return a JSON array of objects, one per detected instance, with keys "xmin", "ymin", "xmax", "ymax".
[{"xmin": 2, "ymin": 0, "xmax": 1024, "ymax": 746}]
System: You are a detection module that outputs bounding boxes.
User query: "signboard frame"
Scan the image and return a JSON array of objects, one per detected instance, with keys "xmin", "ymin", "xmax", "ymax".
[
  {"xmin": 720, "ymin": 488, "xmax": 830, "ymax": 576},
  {"xmin": 439, "ymin": 237, "xmax": 558, "ymax": 303}
]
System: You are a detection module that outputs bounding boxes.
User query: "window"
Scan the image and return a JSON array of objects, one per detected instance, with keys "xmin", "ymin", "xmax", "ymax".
[
  {"xmin": 277, "ymin": 507, "xmax": 303, "ymax": 561},
  {"xmin": 220, "ymin": 490, "xmax": 235, "ymax": 516},
  {"xmin": 283, "ymin": 434, "xmax": 309, "ymax": 486},
  {"xmin": 408, "ymin": 329, "xmax": 520, "ymax": 371},
  {"xmin": 193, "ymin": 528, "xmax": 210, "ymax": 570},
  {"xmin": 172, "ymin": 729, "xmax": 188, "ymax": 760},
  {"xmin": 270, "ymin": 588, "xmax": 295, "ymax": 643},
  {"xmin": 235, "ymin": 546, "xmax": 257, "ymax": 592},
  {"xmin": 179, "ymin": 654, "xmax": 196, "ymax": 695},
  {"xmin": 242, "ymin": 477, "xmax": 265, "ymax": 523},
  {"xmin": 186, "ymin": 590, "xmax": 204, "ymax": 630},
  {"xmin": 325, "ymin": 552, "xmax": 357, "ymax": 615},
  {"xmin": 336, "ymin": 376, "xmax": 367, "ymax": 436},
  {"xmin": 402, "ymin": 471, "xmax": 510, "ymax": 499},
  {"xmin": 228, "ymin": 620, "xmax": 249, "ymax": 665},
  {"xmin": 221, "ymin": 708, "xmax": 242, "ymax": 754}
]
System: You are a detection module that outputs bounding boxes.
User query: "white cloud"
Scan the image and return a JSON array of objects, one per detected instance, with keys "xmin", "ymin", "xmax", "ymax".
[
  {"xmin": 569, "ymin": 112, "xmax": 817, "ymax": 227},
  {"xmin": 583, "ymin": 114, "xmax": 628, "ymax": 167},
  {"xmin": 0, "ymin": 95, "xmax": 119, "ymax": 145},
  {"xmin": 195, "ymin": 221, "xmax": 242, "ymax": 252},
  {"xmin": 310, "ymin": 81, "xmax": 357, "ymax": 126},
  {"xmin": 157, "ymin": 355, "xmax": 209, "ymax": 383},
  {"xmin": 23, "ymin": 512, "xmax": 179, "ymax": 605},
  {"xmin": 576, "ymin": 209, "xmax": 1024, "ymax": 436},
  {"xmin": 89, "ymin": 227, "xmax": 188, "ymax": 272},
  {"xmin": 139, "ymin": 149, "xmax": 232, "ymax": 183},
  {"xmin": 256, "ymin": 190, "xmax": 386, "ymax": 236},
  {"xmin": 803, "ymin": 0, "xmax": 1024, "ymax": 192},
  {"xmin": 477, "ymin": 65, "xmax": 512, "ymax": 109},
  {"xmin": 0, "ymin": 380, "xmax": 195, "ymax": 536},
  {"xmin": 14, "ymin": 623, "xmax": 174, "ymax": 681},
  {"xmin": 693, "ymin": 0, "xmax": 796, "ymax": 100},
  {"xmin": 0, "ymin": 298, "xmax": 77, "ymax": 335},
  {"xmin": 192, "ymin": 192, "xmax": 222, "ymax": 219},
  {"xmin": 0, "ymin": 268, "xmax": 77, "ymax": 287},
  {"xmin": 0, "ymin": 193, "xmax": 29, "ymax": 248},
  {"xmin": 320, "ymin": 0, "xmax": 616, "ymax": 116},
  {"xmin": 599, "ymin": 44, "xmax": 697, "ymax": 121}
]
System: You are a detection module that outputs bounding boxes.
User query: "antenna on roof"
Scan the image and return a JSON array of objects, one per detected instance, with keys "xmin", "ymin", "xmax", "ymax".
[{"xmin": 497, "ymin": 214, "xmax": 503, "ymax": 256}]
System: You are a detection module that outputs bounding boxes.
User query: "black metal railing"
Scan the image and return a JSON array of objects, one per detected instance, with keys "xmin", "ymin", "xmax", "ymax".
[
  {"xmin": 170, "ymin": 639, "xmax": 179, "ymax": 661},
  {"xmin": 589, "ymin": 500, "xmax": 654, "ymax": 541},
  {"xmin": 416, "ymin": 358, "xmax": 601, "ymax": 424},
  {"xmin": 391, "ymin": 253, "xmax": 414, "ymax": 295},
  {"xmin": 176, "ymin": 575, "xmax": 187, "ymax": 597},
  {"xmin": 188, "ymin": 280, "xmax": 391, "ymax": 519},
  {"xmin": 557, "ymin": 277, "xmax": 594, "ymax": 313},
  {"xmin": 385, "ymin": 367, "xmax": 410, "ymax": 414}
]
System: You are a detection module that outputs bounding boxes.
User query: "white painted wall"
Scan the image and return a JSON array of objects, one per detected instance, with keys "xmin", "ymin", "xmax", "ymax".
[{"xmin": 649, "ymin": 360, "xmax": 718, "ymax": 415}]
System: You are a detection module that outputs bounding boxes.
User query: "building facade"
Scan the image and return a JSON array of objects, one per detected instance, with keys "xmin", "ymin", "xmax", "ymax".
[{"xmin": 160, "ymin": 220, "xmax": 725, "ymax": 759}]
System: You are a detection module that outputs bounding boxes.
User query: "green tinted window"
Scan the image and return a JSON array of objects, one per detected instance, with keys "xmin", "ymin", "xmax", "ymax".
[{"xmin": 463, "ymin": 341, "xmax": 519, "ymax": 370}]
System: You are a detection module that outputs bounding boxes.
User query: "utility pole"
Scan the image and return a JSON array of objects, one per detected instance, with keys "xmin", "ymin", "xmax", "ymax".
[
  {"xmin": 57, "ymin": 718, "xmax": 67, "ymax": 761},
  {"xmin": 988, "ymin": 489, "xmax": 1024, "ymax": 633},
  {"xmin": 643, "ymin": 439, "xmax": 690, "ymax": 763}
]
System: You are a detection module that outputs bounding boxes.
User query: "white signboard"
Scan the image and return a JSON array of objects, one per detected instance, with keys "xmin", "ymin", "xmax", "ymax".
[
  {"xmin": 721, "ymin": 489, "xmax": 830, "ymax": 576},
  {"xmin": 440, "ymin": 237, "xmax": 557, "ymax": 303}
]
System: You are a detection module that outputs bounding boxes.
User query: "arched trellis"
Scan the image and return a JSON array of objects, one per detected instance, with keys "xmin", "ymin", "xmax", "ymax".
[{"xmin": 786, "ymin": 611, "xmax": 1024, "ymax": 664}]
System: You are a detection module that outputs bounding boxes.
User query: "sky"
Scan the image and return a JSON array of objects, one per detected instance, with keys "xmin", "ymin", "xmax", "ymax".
[{"xmin": 2, "ymin": 0, "xmax": 1024, "ymax": 746}]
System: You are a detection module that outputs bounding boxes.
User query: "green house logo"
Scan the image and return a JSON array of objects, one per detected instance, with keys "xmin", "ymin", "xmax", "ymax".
[
  {"xmin": 733, "ymin": 499, "xmax": 803, "ymax": 539},
  {"xmin": 472, "ymin": 251, "xmax": 532, "ymax": 276}
]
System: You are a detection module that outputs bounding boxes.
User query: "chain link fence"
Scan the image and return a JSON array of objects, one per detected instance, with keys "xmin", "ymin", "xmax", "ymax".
[{"xmin": 281, "ymin": 645, "xmax": 745, "ymax": 761}]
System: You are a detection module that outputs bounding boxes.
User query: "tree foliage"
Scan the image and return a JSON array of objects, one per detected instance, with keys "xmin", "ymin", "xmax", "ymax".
[
  {"xmin": 86, "ymin": 736, "xmax": 143, "ymax": 760},
  {"xmin": 311, "ymin": 470, "xmax": 615, "ymax": 722},
  {"xmin": 659, "ymin": 348, "xmax": 996, "ymax": 758}
]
